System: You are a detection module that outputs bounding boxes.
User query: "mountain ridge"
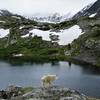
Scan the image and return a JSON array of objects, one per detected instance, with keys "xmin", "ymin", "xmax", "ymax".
[{"xmin": 73, "ymin": 0, "xmax": 100, "ymax": 19}]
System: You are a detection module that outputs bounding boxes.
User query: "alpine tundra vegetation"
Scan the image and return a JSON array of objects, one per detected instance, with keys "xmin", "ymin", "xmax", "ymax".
[{"xmin": 0, "ymin": 0, "xmax": 100, "ymax": 99}]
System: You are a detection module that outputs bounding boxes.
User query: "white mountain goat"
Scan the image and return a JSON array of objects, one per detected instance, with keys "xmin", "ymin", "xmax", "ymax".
[{"xmin": 41, "ymin": 74, "xmax": 58, "ymax": 87}]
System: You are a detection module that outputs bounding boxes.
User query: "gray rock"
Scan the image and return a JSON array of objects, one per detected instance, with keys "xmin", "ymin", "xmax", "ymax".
[{"xmin": 21, "ymin": 86, "xmax": 86, "ymax": 100}]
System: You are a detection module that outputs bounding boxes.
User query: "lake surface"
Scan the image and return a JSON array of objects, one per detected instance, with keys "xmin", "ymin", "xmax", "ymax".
[{"xmin": 0, "ymin": 61, "xmax": 100, "ymax": 98}]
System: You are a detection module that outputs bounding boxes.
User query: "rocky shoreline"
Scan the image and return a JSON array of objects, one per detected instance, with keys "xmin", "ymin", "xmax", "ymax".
[{"xmin": 0, "ymin": 85, "xmax": 100, "ymax": 100}]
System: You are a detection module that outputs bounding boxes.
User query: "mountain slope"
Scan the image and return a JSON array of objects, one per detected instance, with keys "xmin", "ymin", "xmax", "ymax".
[
  {"xmin": 73, "ymin": 0, "xmax": 100, "ymax": 19},
  {"xmin": 32, "ymin": 13, "xmax": 72, "ymax": 23},
  {"xmin": 0, "ymin": 7, "xmax": 100, "ymax": 67},
  {"xmin": 65, "ymin": 16, "xmax": 100, "ymax": 67}
]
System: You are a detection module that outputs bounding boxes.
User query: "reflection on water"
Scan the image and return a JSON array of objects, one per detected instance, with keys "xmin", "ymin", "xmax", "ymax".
[
  {"xmin": 68, "ymin": 61, "xmax": 72, "ymax": 67},
  {"xmin": 0, "ymin": 61, "xmax": 100, "ymax": 97},
  {"xmin": 51, "ymin": 61, "xmax": 60, "ymax": 66}
]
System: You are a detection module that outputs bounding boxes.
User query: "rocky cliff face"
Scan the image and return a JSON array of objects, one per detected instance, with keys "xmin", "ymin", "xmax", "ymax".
[
  {"xmin": 69, "ymin": 16, "xmax": 100, "ymax": 67},
  {"xmin": 64, "ymin": 0, "xmax": 100, "ymax": 67},
  {"xmin": 73, "ymin": 0, "xmax": 100, "ymax": 19}
]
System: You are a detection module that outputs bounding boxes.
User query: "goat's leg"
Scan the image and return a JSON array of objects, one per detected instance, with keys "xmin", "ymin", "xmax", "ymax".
[
  {"xmin": 42, "ymin": 80, "xmax": 45, "ymax": 87},
  {"xmin": 48, "ymin": 81, "xmax": 52, "ymax": 87},
  {"xmin": 42, "ymin": 82, "xmax": 43, "ymax": 87}
]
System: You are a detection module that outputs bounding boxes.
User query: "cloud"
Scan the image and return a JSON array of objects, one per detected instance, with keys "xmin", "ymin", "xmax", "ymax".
[{"xmin": 0, "ymin": 0, "xmax": 97, "ymax": 15}]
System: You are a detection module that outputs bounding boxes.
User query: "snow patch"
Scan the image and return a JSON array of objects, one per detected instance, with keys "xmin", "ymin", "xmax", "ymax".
[
  {"xmin": 0, "ymin": 29, "xmax": 9, "ymax": 38},
  {"xmin": 28, "ymin": 25, "xmax": 83, "ymax": 45},
  {"xmin": 20, "ymin": 26, "xmax": 25, "ymax": 29},
  {"xmin": 12, "ymin": 16, "xmax": 21, "ymax": 19},
  {"xmin": 54, "ymin": 25, "xmax": 83, "ymax": 45},
  {"xmin": 13, "ymin": 54, "xmax": 23, "ymax": 57},
  {"xmin": 21, "ymin": 34, "xmax": 29, "ymax": 38},
  {"xmin": 0, "ymin": 21, "xmax": 5, "ymax": 23},
  {"xmin": 89, "ymin": 13, "xmax": 97, "ymax": 18},
  {"xmin": 80, "ymin": 2, "xmax": 95, "ymax": 13},
  {"xmin": 29, "ymin": 29, "xmax": 50, "ymax": 40}
]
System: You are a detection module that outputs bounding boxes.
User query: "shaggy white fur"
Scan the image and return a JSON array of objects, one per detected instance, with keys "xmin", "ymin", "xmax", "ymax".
[{"xmin": 41, "ymin": 74, "xmax": 58, "ymax": 87}]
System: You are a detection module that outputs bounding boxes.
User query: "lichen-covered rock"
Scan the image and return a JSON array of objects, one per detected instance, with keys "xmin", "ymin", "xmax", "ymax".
[
  {"xmin": 84, "ymin": 38, "xmax": 100, "ymax": 49},
  {"xmin": 65, "ymin": 50, "xmax": 72, "ymax": 56},
  {"xmin": 21, "ymin": 86, "xmax": 86, "ymax": 100},
  {"xmin": 1, "ymin": 85, "xmax": 100, "ymax": 100}
]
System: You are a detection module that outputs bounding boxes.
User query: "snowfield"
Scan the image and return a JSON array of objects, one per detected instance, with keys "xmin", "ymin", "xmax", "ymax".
[
  {"xmin": 56, "ymin": 25, "xmax": 83, "ymax": 45},
  {"xmin": 0, "ymin": 25, "xmax": 83, "ymax": 45},
  {"xmin": 89, "ymin": 13, "xmax": 97, "ymax": 18},
  {"xmin": 0, "ymin": 29, "xmax": 9, "ymax": 38},
  {"xmin": 28, "ymin": 25, "xmax": 83, "ymax": 45},
  {"xmin": 0, "ymin": 20, "xmax": 6, "ymax": 23}
]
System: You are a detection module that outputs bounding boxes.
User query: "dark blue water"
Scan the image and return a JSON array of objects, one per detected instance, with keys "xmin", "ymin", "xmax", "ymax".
[{"xmin": 0, "ymin": 61, "xmax": 100, "ymax": 98}]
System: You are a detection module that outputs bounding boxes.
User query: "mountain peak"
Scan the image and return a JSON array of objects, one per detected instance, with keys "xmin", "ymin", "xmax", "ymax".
[
  {"xmin": 73, "ymin": 0, "xmax": 100, "ymax": 19},
  {"xmin": 0, "ymin": 10, "xmax": 13, "ymax": 16}
]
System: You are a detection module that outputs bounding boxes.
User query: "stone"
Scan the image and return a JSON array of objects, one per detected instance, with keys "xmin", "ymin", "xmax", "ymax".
[{"xmin": 0, "ymin": 85, "xmax": 99, "ymax": 100}]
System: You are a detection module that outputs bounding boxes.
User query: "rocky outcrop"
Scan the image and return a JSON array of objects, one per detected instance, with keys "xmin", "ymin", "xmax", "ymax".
[
  {"xmin": 73, "ymin": 0, "xmax": 100, "ymax": 19},
  {"xmin": 22, "ymin": 86, "xmax": 86, "ymax": 100},
  {"xmin": 0, "ymin": 85, "xmax": 87, "ymax": 100},
  {"xmin": 0, "ymin": 85, "xmax": 23, "ymax": 99},
  {"xmin": 67, "ymin": 17, "xmax": 100, "ymax": 67}
]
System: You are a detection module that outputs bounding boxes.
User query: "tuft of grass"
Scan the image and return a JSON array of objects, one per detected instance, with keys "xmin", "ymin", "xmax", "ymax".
[{"xmin": 21, "ymin": 87, "xmax": 33, "ymax": 94}]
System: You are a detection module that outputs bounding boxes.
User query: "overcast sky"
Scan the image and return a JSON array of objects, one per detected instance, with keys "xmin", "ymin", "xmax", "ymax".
[{"xmin": 0, "ymin": 0, "xmax": 97, "ymax": 16}]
